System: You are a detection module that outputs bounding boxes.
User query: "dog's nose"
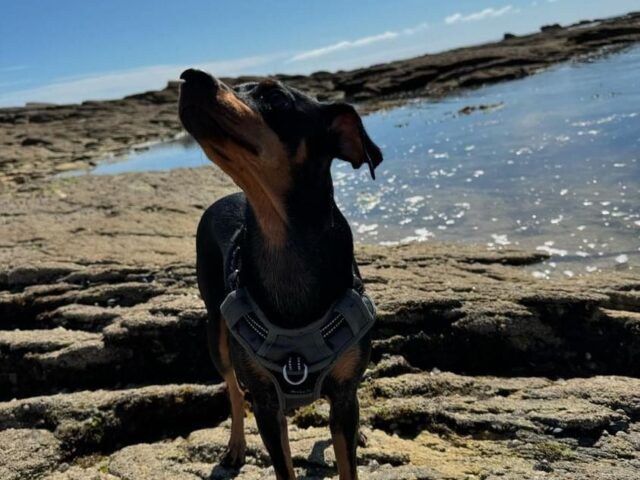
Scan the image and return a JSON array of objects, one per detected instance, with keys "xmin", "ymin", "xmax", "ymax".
[{"xmin": 180, "ymin": 69, "xmax": 218, "ymax": 92}]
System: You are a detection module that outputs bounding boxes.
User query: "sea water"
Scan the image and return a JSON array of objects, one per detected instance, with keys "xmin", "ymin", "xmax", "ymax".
[{"xmin": 72, "ymin": 46, "xmax": 640, "ymax": 275}]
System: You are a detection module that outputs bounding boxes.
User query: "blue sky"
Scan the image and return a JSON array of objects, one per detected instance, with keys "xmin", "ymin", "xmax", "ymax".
[{"xmin": 0, "ymin": 0, "xmax": 637, "ymax": 106}]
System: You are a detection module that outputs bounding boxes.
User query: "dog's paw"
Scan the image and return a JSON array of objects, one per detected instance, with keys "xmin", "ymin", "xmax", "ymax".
[
  {"xmin": 358, "ymin": 430, "xmax": 368, "ymax": 448},
  {"xmin": 220, "ymin": 440, "xmax": 247, "ymax": 469}
]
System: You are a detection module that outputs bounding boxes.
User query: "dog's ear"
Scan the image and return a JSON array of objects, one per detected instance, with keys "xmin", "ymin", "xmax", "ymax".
[{"xmin": 326, "ymin": 103, "xmax": 383, "ymax": 179}]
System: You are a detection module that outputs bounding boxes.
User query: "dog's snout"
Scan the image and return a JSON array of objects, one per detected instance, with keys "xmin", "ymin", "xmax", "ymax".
[{"xmin": 180, "ymin": 69, "xmax": 218, "ymax": 92}]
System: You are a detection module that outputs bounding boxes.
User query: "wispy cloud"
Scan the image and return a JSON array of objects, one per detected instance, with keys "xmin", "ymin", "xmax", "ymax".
[
  {"xmin": 0, "ymin": 65, "xmax": 28, "ymax": 73},
  {"xmin": 287, "ymin": 22, "xmax": 429, "ymax": 63},
  {"xmin": 445, "ymin": 6, "xmax": 514, "ymax": 25},
  {"xmin": 0, "ymin": 54, "xmax": 284, "ymax": 107}
]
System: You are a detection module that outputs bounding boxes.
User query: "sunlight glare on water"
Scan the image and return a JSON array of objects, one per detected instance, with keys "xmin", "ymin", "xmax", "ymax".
[
  {"xmin": 77, "ymin": 47, "xmax": 640, "ymax": 275},
  {"xmin": 334, "ymin": 46, "xmax": 640, "ymax": 276}
]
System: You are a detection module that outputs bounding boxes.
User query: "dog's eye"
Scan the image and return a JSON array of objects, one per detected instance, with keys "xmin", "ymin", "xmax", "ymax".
[{"xmin": 266, "ymin": 90, "xmax": 292, "ymax": 110}]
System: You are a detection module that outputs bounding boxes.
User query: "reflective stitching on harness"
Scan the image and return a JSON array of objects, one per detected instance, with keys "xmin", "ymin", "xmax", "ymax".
[
  {"xmin": 245, "ymin": 313, "xmax": 268, "ymax": 338},
  {"xmin": 321, "ymin": 313, "xmax": 345, "ymax": 337},
  {"xmin": 320, "ymin": 313, "xmax": 342, "ymax": 333}
]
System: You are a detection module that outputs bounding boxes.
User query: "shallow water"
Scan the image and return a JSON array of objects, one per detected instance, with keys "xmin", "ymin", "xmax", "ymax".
[{"xmin": 74, "ymin": 47, "xmax": 640, "ymax": 276}]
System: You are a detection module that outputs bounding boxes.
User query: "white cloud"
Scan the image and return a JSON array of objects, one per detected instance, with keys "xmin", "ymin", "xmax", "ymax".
[
  {"xmin": 445, "ymin": 6, "xmax": 514, "ymax": 25},
  {"xmin": 402, "ymin": 22, "xmax": 430, "ymax": 35},
  {"xmin": 0, "ymin": 19, "xmax": 430, "ymax": 106},
  {"xmin": 287, "ymin": 22, "xmax": 429, "ymax": 63},
  {"xmin": 0, "ymin": 54, "xmax": 283, "ymax": 107}
]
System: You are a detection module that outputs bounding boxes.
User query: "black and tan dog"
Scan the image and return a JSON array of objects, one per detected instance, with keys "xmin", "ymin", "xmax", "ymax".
[{"xmin": 178, "ymin": 68, "xmax": 382, "ymax": 480}]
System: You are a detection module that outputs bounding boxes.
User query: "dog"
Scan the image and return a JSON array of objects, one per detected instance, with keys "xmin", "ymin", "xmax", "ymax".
[{"xmin": 178, "ymin": 68, "xmax": 383, "ymax": 480}]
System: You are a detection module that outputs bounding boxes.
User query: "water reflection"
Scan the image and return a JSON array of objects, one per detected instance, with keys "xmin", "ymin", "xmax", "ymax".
[{"xmin": 90, "ymin": 135, "xmax": 201, "ymax": 175}]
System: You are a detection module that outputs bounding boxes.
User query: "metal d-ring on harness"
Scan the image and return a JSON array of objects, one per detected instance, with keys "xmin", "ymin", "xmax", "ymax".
[
  {"xmin": 283, "ymin": 356, "xmax": 308, "ymax": 385},
  {"xmin": 220, "ymin": 227, "xmax": 376, "ymax": 412}
]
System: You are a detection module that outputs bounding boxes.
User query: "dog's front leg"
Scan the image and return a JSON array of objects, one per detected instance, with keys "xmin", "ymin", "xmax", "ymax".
[
  {"xmin": 329, "ymin": 392, "xmax": 360, "ymax": 480},
  {"xmin": 254, "ymin": 400, "xmax": 296, "ymax": 480}
]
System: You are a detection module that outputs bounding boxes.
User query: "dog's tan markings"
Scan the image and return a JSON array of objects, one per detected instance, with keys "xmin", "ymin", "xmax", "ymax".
[
  {"xmin": 218, "ymin": 319, "xmax": 247, "ymax": 465},
  {"xmin": 246, "ymin": 353, "xmax": 271, "ymax": 383},
  {"xmin": 218, "ymin": 88, "xmax": 255, "ymax": 117},
  {"xmin": 329, "ymin": 345, "xmax": 361, "ymax": 383},
  {"xmin": 199, "ymin": 102, "xmax": 292, "ymax": 247},
  {"xmin": 223, "ymin": 369, "xmax": 246, "ymax": 464},
  {"xmin": 219, "ymin": 317, "xmax": 232, "ymax": 370},
  {"xmin": 293, "ymin": 140, "xmax": 307, "ymax": 165},
  {"xmin": 332, "ymin": 430, "xmax": 356, "ymax": 480}
]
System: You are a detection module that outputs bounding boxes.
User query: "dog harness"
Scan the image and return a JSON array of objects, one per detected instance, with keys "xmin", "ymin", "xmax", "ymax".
[{"xmin": 220, "ymin": 228, "xmax": 376, "ymax": 412}]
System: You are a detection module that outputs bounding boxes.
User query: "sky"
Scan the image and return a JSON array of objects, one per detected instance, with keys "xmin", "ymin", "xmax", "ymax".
[{"xmin": 0, "ymin": 0, "xmax": 637, "ymax": 107}]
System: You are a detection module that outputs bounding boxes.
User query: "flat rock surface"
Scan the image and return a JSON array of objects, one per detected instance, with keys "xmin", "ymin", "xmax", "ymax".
[
  {"xmin": 1, "ymin": 164, "xmax": 639, "ymax": 478},
  {"xmin": 1, "ymin": 12, "xmax": 640, "ymax": 187},
  {"xmin": 1, "ymin": 12, "xmax": 640, "ymax": 480}
]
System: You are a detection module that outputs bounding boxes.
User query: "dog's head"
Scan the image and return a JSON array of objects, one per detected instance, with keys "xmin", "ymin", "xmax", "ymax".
[{"xmin": 178, "ymin": 69, "xmax": 382, "ymax": 244}]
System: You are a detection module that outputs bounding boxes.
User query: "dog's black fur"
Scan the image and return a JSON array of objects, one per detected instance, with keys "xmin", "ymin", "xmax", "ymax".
[{"xmin": 179, "ymin": 68, "xmax": 382, "ymax": 480}]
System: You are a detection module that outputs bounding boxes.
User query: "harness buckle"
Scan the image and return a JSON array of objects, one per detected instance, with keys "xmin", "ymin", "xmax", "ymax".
[{"xmin": 282, "ymin": 355, "xmax": 308, "ymax": 386}]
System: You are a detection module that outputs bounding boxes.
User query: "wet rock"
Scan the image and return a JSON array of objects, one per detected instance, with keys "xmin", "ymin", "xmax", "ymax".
[{"xmin": 457, "ymin": 102, "xmax": 504, "ymax": 115}]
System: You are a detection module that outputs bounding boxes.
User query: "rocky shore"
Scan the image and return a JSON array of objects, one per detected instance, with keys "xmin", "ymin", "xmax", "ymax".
[
  {"xmin": 2, "ymin": 164, "xmax": 640, "ymax": 479},
  {"xmin": 1, "ymin": 12, "xmax": 640, "ymax": 187},
  {"xmin": 1, "ymin": 11, "xmax": 640, "ymax": 480}
]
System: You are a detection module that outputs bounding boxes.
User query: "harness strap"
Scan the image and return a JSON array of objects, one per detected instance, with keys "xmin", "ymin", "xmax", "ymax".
[
  {"xmin": 220, "ymin": 227, "xmax": 376, "ymax": 412},
  {"xmin": 221, "ymin": 287, "xmax": 375, "ymax": 412}
]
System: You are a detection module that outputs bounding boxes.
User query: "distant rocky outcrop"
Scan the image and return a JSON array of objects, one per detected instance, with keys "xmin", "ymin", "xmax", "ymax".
[{"xmin": 1, "ymin": 12, "xmax": 640, "ymax": 188}]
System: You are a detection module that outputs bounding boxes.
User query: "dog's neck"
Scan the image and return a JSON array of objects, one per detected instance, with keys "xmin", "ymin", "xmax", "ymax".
[{"xmin": 241, "ymin": 186, "xmax": 355, "ymax": 328}]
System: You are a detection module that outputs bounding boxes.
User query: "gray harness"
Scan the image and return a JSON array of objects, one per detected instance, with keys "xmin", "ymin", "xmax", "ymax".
[{"xmin": 220, "ymin": 229, "xmax": 376, "ymax": 412}]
